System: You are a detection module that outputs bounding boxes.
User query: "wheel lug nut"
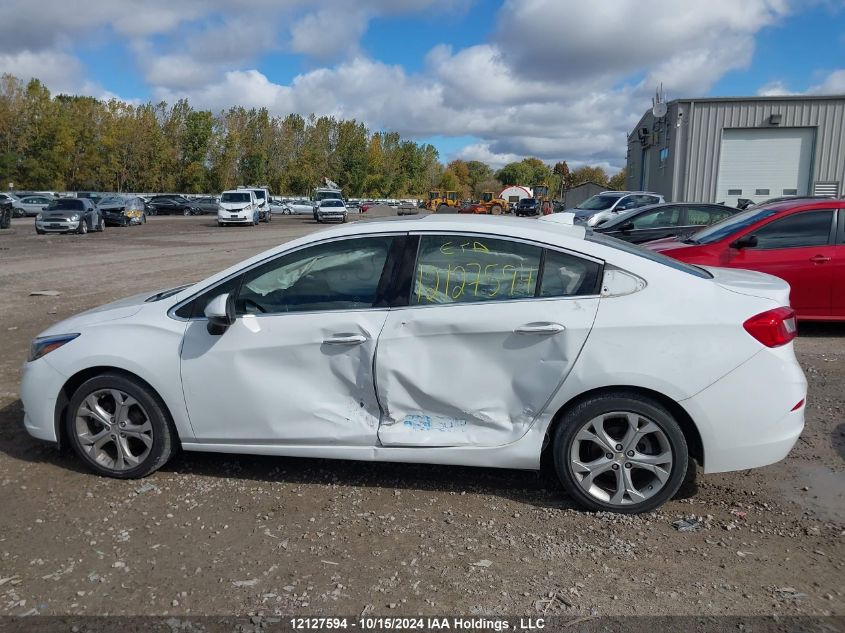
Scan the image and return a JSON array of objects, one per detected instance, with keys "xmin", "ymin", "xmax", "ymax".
[
  {"xmin": 615, "ymin": 444, "xmax": 623, "ymax": 451},
  {"xmin": 605, "ymin": 453, "xmax": 613, "ymax": 459},
  {"xmin": 120, "ymin": 433, "xmax": 125, "ymax": 438},
  {"xmin": 611, "ymin": 464, "xmax": 620, "ymax": 470},
  {"xmin": 627, "ymin": 450, "xmax": 634, "ymax": 457},
  {"xmin": 624, "ymin": 462, "xmax": 632, "ymax": 469}
]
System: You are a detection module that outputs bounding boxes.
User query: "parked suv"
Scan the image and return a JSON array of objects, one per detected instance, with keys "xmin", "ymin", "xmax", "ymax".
[
  {"xmin": 570, "ymin": 191, "xmax": 664, "ymax": 227},
  {"xmin": 515, "ymin": 198, "xmax": 539, "ymax": 217}
]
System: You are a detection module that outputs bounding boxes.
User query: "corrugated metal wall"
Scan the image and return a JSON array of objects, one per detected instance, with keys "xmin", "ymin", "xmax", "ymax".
[{"xmin": 627, "ymin": 97, "xmax": 845, "ymax": 202}]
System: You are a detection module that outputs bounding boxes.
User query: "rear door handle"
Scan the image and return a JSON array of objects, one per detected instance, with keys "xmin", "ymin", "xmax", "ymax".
[
  {"xmin": 323, "ymin": 334, "xmax": 367, "ymax": 345},
  {"xmin": 514, "ymin": 323, "xmax": 565, "ymax": 335},
  {"xmin": 809, "ymin": 255, "xmax": 831, "ymax": 263}
]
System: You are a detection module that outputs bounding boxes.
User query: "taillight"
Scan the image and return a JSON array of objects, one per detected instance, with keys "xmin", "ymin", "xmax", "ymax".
[{"xmin": 743, "ymin": 307, "xmax": 797, "ymax": 347}]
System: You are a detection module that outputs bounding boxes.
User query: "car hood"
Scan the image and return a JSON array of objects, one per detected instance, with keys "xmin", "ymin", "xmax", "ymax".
[
  {"xmin": 37, "ymin": 288, "xmax": 176, "ymax": 337},
  {"xmin": 702, "ymin": 266, "xmax": 790, "ymax": 306},
  {"xmin": 220, "ymin": 202, "xmax": 250, "ymax": 211}
]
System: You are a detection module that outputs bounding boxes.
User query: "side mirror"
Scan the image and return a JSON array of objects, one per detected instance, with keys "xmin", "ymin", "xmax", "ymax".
[
  {"xmin": 730, "ymin": 234, "xmax": 758, "ymax": 249},
  {"xmin": 204, "ymin": 293, "xmax": 235, "ymax": 335},
  {"xmin": 620, "ymin": 221, "xmax": 634, "ymax": 232}
]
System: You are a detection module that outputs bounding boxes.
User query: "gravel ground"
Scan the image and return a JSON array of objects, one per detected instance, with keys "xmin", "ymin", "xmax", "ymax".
[{"xmin": 0, "ymin": 214, "xmax": 842, "ymax": 617}]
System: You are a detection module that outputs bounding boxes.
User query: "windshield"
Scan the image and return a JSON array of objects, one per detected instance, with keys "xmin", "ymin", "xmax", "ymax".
[
  {"xmin": 321, "ymin": 200, "xmax": 344, "ymax": 207},
  {"xmin": 577, "ymin": 194, "xmax": 622, "ymax": 211},
  {"xmin": 315, "ymin": 190, "xmax": 342, "ymax": 202},
  {"xmin": 687, "ymin": 208, "xmax": 779, "ymax": 245},
  {"xmin": 221, "ymin": 192, "xmax": 251, "ymax": 203},
  {"xmin": 48, "ymin": 199, "xmax": 84, "ymax": 211}
]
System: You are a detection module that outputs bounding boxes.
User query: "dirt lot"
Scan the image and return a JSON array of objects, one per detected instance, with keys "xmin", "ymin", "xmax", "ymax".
[{"xmin": 0, "ymin": 214, "xmax": 842, "ymax": 618}]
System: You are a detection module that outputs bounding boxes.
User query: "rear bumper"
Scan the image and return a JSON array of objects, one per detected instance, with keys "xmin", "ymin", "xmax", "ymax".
[{"xmin": 680, "ymin": 346, "xmax": 806, "ymax": 474}]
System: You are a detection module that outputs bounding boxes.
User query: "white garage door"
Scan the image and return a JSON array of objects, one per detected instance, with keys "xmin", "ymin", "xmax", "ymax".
[{"xmin": 715, "ymin": 127, "xmax": 815, "ymax": 206}]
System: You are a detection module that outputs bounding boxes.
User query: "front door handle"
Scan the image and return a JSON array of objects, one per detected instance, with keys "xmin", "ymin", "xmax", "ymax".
[
  {"xmin": 514, "ymin": 323, "xmax": 565, "ymax": 335},
  {"xmin": 809, "ymin": 254, "xmax": 831, "ymax": 264},
  {"xmin": 323, "ymin": 334, "xmax": 367, "ymax": 345}
]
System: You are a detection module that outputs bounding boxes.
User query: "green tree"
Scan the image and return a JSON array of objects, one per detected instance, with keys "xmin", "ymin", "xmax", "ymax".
[
  {"xmin": 570, "ymin": 165, "xmax": 609, "ymax": 188},
  {"xmin": 608, "ymin": 167, "xmax": 626, "ymax": 191}
]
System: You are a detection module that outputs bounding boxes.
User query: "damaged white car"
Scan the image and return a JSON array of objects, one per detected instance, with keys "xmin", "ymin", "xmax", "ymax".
[{"xmin": 21, "ymin": 215, "xmax": 806, "ymax": 513}]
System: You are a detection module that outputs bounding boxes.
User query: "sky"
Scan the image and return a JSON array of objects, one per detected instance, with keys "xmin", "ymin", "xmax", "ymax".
[{"xmin": 1, "ymin": 0, "xmax": 844, "ymax": 172}]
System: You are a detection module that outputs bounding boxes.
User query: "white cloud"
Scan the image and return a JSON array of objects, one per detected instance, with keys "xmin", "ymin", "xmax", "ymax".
[
  {"xmin": 289, "ymin": 8, "xmax": 368, "ymax": 60},
  {"xmin": 1, "ymin": 0, "xmax": 818, "ymax": 171},
  {"xmin": 809, "ymin": 69, "xmax": 845, "ymax": 94},
  {"xmin": 757, "ymin": 80, "xmax": 796, "ymax": 96}
]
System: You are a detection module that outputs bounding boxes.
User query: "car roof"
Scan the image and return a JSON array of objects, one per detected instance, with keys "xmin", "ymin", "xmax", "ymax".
[
  {"xmin": 335, "ymin": 213, "xmax": 588, "ymax": 242},
  {"xmin": 752, "ymin": 197, "xmax": 845, "ymax": 212}
]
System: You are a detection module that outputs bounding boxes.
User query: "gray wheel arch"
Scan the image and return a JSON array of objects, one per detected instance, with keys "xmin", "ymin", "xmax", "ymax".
[
  {"xmin": 54, "ymin": 366, "xmax": 179, "ymax": 452},
  {"xmin": 543, "ymin": 385, "xmax": 703, "ymax": 469}
]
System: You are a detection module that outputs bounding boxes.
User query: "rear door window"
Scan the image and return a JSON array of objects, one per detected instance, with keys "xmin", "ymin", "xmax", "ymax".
[{"xmin": 413, "ymin": 235, "xmax": 541, "ymax": 304}]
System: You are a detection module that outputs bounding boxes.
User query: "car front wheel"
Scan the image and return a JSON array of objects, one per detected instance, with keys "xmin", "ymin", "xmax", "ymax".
[
  {"xmin": 553, "ymin": 393, "xmax": 688, "ymax": 514},
  {"xmin": 66, "ymin": 373, "xmax": 177, "ymax": 478}
]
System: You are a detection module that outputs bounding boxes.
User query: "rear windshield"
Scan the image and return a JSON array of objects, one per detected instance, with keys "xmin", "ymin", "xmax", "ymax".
[
  {"xmin": 48, "ymin": 199, "xmax": 84, "ymax": 211},
  {"xmin": 587, "ymin": 231, "xmax": 712, "ymax": 279},
  {"xmin": 577, "ymin": 194, "xmax": 622, "ymax": 211},
  {"xmin": 221, "ymin": 192, "xmax": 251, "ymax": 203},
  {"xmin": 687, "ymin": 208, "xmax": 779, "ymax": 245}
]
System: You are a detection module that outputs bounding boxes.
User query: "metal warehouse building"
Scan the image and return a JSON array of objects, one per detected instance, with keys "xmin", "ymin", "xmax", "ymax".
[{"xmin": 625, "ymin": 95, "xmax": 845, "ymax": 206}]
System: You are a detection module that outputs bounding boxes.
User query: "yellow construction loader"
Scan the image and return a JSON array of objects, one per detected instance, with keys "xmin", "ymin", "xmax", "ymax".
[{"xmin": 426, "ymin": 191, "xmax": 459, "ymax": 212}]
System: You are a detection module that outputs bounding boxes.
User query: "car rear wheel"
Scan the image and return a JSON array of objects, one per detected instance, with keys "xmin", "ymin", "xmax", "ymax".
[
  {"xmin": 553, "ymin": 393, "xmax": 688, "ymax": 514},
  {"xmin": 66, "ymin": 373, "xmax": 177, "ymax": 479}
]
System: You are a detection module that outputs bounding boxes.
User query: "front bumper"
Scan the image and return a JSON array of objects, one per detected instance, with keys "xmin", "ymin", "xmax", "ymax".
[
  {"xmin": 218, "ymin": 211, "xmax": 255, "ymax": 224},
  {"xmin": 21, "ymin": 357, "xmax": 68, "ymax": 443},
  {"xmin": 318, "ymin": 212, "xmax": 347, "ymax": 222},
  {"xmin": 680, "ymin": 346, "xmax": 807, "ymax": 474},
  {"xmin": 36, "ymin": 219, "xmax": 81, "ymax": 233}
]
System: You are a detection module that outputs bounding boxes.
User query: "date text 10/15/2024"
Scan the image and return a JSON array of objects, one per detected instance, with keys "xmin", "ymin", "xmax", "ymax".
[{"xmin": 290, "ymin": 617, "xmax": 547, "ymax": 631}]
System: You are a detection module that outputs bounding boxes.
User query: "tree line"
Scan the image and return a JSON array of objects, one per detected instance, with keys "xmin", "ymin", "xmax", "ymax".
[{"xmin": 0, "ymin": 74, "xmax": 624, "ymax": 197}]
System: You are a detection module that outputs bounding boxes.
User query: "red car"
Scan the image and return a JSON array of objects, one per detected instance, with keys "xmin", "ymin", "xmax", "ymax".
[{"xmin": 645, "ymin": 198, "xmax": 845, "ymax": 321}]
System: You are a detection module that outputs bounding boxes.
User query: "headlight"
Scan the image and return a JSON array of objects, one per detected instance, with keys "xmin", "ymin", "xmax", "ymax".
[
  {"xmin": 28, "ymin": 333, "xmax": 80, "ymax": 362},
  {"xmin": 36, "ymin": 213, "xmax": 43, "ymax": 221},
  {"xmin": 70, "ymin": 214, "xmax": 80, "ymax": 221}
]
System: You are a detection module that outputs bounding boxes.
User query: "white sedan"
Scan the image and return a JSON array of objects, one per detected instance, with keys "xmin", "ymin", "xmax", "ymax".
[{"xmin": 20, "ymin": 215, "xmax": 806, "ymax": 513}]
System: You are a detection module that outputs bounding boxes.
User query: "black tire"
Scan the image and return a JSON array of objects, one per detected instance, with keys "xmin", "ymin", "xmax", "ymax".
[
  {"xmin": 97, "ymin": 216, "xmax": 105, "ymax": 232},
  {"xmin": 552, "ymin": 392, "xmax": 688, "ymax": 514},
  {"xmin": 36, "ymin": 228, "xmax": 45, "ymax": 235},
  {"xmin": 66, "ymin": 373, "xmax": 178, "ymax": 479},
  {"xmin": 77, "ymin": 220, "xmax": 88, "ymax": 235}
]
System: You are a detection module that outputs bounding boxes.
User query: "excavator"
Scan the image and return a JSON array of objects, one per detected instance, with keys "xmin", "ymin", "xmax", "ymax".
[{"xmin": 426, "ymin": 190, "xmax": 459, "ymax": 213}]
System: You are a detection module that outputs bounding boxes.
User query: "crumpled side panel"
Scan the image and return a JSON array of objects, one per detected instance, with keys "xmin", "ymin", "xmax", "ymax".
[
  {"xmin": 375, "ymin": 299, "xmax": 598, "ymax": 447},
  {"xmin": 181, "ymin": 312, "xmax": 388, "ymax": 445}
]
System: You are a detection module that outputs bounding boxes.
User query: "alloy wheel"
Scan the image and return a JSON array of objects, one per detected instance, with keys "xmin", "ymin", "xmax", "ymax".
[
  {"xmin": 569, "ymin": 411, "xmax": 673, "ymax": 507},
  {"xmin": 74, "ymin": 389, "xmax": 154, "ymax": 471}
]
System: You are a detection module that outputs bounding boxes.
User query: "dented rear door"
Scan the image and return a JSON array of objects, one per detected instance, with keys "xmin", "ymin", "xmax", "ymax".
[{"xmin": 375, "ymin": 233, "xmax": 601, "ymax": 447}]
